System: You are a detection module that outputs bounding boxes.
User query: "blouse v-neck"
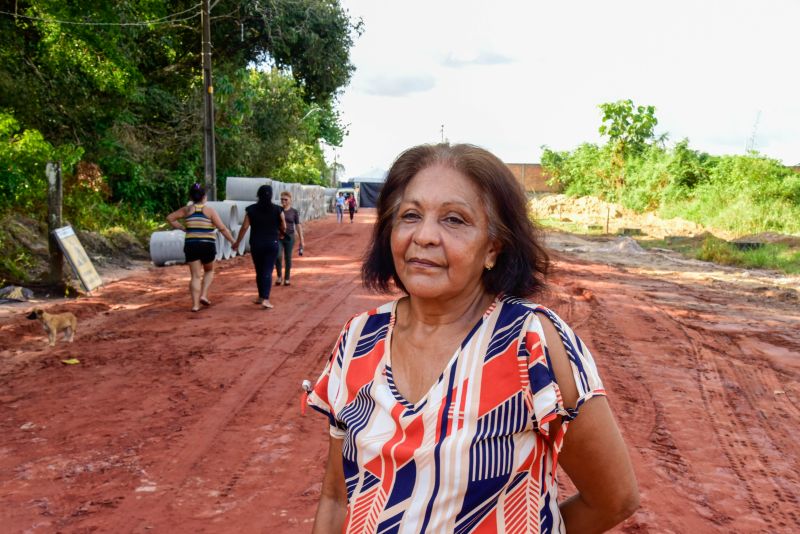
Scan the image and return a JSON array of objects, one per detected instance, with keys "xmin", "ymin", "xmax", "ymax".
[{"xmin": 384, "ymin": 296, "xmax": 499, "ymax": 411}]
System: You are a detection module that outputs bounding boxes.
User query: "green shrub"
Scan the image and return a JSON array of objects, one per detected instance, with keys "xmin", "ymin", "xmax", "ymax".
[
  {"xmin": 696, "ymin": 235, "xmax": 800, "ymax": 273},
  {"xmin": 0, "ymin": 111, "xmax": 82, "ymax": 216},
  {"xmin": 543, "ymin": 115, "xmax": 800, "ymax": 237},
  {"xmin": 542, "ymin": 143, "xmax": 612, "ymax": 198}
]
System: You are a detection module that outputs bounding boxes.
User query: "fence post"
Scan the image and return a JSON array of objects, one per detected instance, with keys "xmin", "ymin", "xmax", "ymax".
[{"xmin": 46, "ymin": 161, "xmax": 63, "ymax": 284}]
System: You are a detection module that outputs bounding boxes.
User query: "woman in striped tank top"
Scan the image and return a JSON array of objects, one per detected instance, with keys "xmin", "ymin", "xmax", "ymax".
[{"xmin": 167, "ymin": 183, "xmax": 235, "ymax": 312}]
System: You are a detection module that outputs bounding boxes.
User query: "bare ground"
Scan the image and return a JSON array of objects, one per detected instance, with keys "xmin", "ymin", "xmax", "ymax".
[{"xmin": 0, "ymin": 209, "xmax": 798, "ymax": 533}]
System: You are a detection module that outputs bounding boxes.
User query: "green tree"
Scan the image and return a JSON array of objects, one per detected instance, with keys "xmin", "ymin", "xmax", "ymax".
[
  {"xmin": 596, "ymin": 99, "xmax": 658, "ymax": 192},
  {"xmin": 598, "ymin": 99, "xmax": 658, "ymax": 155},
  {"xmin": 0, "ymin": 0, "xmax": 359, "ymax": 215}
]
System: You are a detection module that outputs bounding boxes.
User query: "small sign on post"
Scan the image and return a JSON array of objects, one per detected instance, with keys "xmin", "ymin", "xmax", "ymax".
[{"xmin": 53, "ymin": 225, "xmax": 103, "ymax": 292}]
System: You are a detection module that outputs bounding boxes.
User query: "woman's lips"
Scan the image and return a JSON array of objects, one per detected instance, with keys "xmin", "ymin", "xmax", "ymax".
[{"xmin": 407, "ymin": 257, "xmax": 442, "ymax": 268}]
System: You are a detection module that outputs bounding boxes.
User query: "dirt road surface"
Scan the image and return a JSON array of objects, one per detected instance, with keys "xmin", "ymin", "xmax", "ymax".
[{"xmin": 1, "ymin": 210, "xmax": 798, "ymax": 533}]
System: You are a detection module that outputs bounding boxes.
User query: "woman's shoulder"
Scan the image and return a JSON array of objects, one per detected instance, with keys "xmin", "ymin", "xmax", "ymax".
[
  {"xmin": 494, "ymin": 295, "xmax": 566, "ymax": 331},
  {"xmin": 339, "ymin": 300, "xmax": 397, "ymax": 337}
]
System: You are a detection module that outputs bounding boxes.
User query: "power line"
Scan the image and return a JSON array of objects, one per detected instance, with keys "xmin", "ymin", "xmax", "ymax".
[{"xmin": 0, "ymin": 4, "xmax": 201, "ymax": 27}]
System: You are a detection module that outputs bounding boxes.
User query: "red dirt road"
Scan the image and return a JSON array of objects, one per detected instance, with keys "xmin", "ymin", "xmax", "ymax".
[{"xmin": 1, "ymin": 210, "xmax": 798, "ymax": 533}]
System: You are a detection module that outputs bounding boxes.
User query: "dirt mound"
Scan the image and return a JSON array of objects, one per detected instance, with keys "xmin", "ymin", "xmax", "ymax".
[
  {"xmin": 0, "ymin": 213, "xmax": 148, "ymax": 287},
  {"xmin": 530, "ymin": 194, "xmax": 717, "ymax": 239}
]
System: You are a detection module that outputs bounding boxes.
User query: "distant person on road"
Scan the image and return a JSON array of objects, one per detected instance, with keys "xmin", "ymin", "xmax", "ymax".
[
  {"xmin": 307, "ymin": 143, "xmax": 639, "ymax": 533},
  {"xmin": 275, "ymin": 191, "xmax": 305, "ymax": 286},
  {"xmin": 345, "ymin": 193, "xmax": 356, "ymax": 223},
  {"xmin": 166, "ymin": 183, "xmax": 235, "ymax": 312},
  {"xmin": 232, "ymin": 184, "xmax": 286, "ymax": 309},
  {"xmin": 335, "ymin": 192, "xmax": 345, "ymax": 224}
]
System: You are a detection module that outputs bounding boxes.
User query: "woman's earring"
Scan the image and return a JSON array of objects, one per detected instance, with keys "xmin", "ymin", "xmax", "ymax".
[{"xmin": 485, "ymin": 262, "xmax": 494, "ymax": 271}]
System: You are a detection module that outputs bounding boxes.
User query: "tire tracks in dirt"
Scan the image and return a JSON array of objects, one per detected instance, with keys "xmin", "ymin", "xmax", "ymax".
[{"xmin": 106, "ymin": 218, "xmax": 375, "ymax": 532}]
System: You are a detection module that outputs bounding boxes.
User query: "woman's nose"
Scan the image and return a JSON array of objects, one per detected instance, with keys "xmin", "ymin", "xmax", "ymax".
[{"xmin": 412, "ymin": 216, "xmax": 440, "ymax": 246}]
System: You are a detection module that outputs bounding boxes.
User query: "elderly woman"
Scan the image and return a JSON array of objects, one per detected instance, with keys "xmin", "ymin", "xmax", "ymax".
[
  {"xmin": 275, "ymin": 190, "xmax": 305, "ymax": 286},
  {"xmin": 307, "ymin": 144, "xmax": 639, "ymax": 533},
  {"xmin": 166, "ymin": 183, "xmax": 235, "ymax": 312}
]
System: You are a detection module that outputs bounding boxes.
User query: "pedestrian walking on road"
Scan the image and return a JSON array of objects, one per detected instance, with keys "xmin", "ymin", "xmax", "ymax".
[
  {"xmin": 307, "ymin": 143, "xmax": 639, "ymax": 533},
  {"xmin": 275, "ymin": 191, "xmax": 304, "ymax": 286},
  {"xmin": 166, "ymin": 183, "xmax": 235, "ymax": 312},
  {"xmin": 345, "ymin": 193, "xmax": 356, "ymax": 223},
  {"xmin": 232, "ymin": 184, "xmax": 286, "ymax": 309},
  {"xmin": 335, "ymin": 192, "xmax": 345, "ymax": 223}
]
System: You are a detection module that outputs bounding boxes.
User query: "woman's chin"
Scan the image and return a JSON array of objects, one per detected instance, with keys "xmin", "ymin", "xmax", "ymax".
[{"xmin": 400, "ymin": 280, "xmax": 457, "ymax": 301}]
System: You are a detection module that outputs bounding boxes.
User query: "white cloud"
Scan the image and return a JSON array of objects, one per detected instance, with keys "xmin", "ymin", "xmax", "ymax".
[
  {"xmin": 441, "ymin": 50, "xmax": 515, "ymax": 68},
  {"xmin": 330, "ymin": 0, "xmax": 800, "ymax": 177},
  {"xmin": 360, "ymin": 74, "xmax": 436, "ymax": 97}
]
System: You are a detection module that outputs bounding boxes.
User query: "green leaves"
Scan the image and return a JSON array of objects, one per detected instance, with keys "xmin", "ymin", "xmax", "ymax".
[
  {"xmin": 542, "ymin": 101, "xmax": 800, "ymax": 236},
  {"xmin": 598, "ymin": 99, "xmax": 658, "ymax": 156},
  {"xmin": 1, "ymin": 0, "xmax": 357, "ymax": 217}
]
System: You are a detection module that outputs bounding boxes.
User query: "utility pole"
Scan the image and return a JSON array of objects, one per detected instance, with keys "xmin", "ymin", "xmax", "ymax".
[
  {"xmin": 440, "ymin": 124, "xmax": 444, "ymax": 143},
  {"xmin": 201, "ymin": 0, "xmax": 217, "ymax": 200},
  {"xmin": 46, "ymin": 162, "xmax": 63, "ymax": 284}
]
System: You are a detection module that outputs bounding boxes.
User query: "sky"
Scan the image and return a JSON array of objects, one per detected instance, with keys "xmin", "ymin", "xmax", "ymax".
[{"xmin": 326, "ymin": 0, "xmax": 800, "ymax": 180}]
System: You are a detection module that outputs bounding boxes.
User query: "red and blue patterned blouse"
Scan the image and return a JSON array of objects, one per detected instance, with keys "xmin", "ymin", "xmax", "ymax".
[{"xmin": 308, "ymin": 295, "xmax": 606, "ymax": 533}]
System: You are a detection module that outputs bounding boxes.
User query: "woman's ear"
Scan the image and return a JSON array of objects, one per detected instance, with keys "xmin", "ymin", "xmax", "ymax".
[{"xmin": 484, "ymin": 239, "xmax": 501, "ymax": 269}]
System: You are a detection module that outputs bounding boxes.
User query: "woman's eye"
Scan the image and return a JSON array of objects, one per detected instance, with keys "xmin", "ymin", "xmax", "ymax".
[
  {"xmin": 444, "ymin": 216, "xmax": 465, "ymax": 225},
  {"xmin": 400, "ymin": 212, "xmax": 420, "ymax": 221}
]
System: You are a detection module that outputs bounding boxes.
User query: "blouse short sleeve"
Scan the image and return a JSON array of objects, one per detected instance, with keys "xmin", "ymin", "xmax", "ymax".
[
  {"xmin": 524, "ymin": 306, "xmax": 606, "ymax": 440},
  {"xmin": 307, "ymin": 320, "xmax": 351, "ymax": 439}
]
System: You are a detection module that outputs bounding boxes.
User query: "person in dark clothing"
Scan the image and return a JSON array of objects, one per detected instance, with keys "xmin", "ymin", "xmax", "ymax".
[
  {"xmin": 346, "ymin": 193, "xmax": 357, "ymax": 223},
  {"xmin": 233, "ymin": 184, "xmax": 286, "ymax": 309},
  {"xmin": 275, "ymin": 191, "xmax": 305, "ymax": 286}
]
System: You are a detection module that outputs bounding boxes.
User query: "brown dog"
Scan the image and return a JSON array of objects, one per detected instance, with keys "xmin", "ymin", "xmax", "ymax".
[{"xmin": 27, "ymin": 308, "xmax": 77, "ymax": 347}]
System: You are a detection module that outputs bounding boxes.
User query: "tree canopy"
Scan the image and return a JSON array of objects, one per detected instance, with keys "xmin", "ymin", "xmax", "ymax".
[{"xmin": 0, "ymin": 0, "xmax": 361, "ymax": 215}]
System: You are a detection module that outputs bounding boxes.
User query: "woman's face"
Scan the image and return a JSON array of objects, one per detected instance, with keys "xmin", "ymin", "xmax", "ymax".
[
  {"xmin": 280, "ymin": 196, "xmax": 292, "ymax": 208},
  {"xmin": 390, "ymin": 164, "xmax": 499, "ymax": 301}
]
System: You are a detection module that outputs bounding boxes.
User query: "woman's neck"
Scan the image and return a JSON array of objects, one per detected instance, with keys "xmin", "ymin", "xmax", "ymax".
[{"xmin": 399, "ymin": 284, "xmax": 494, "ymax": 330}]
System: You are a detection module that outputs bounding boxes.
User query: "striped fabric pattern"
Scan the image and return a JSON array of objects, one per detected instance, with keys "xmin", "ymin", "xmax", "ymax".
[
  {"xmin": 308, "ymin": 295, "xmax": 606, "ymax": 533},
  {"xmin": 184, "ymin": 204, "xmax": 216, "ymax": 243}
]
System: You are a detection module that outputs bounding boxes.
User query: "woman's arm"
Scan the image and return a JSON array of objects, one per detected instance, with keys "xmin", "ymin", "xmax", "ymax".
[
  {"xmin": 312, "ymin": 436, "xmax": 347, "ymax": 534},
  {"xmin": 166, "ymin": 206, "xmax": 189, "ymax": 230},
  {"xmin": 296, "ymin": 220, "xmax": 304, "ymax": 247},
  {"xmin": 206, "ymin": 207, "xmax": 235, "ymax": 243},
  {"xmin": 232, "ymin": 214, "xmax": 250, "ymax": 250},
  {"xmin": 279, "ymin": 211, "xmax": 287, "ymax": 237},
  {"xmin": 537, "ymin": 314, "xmax": 640, "ymax": 533}
]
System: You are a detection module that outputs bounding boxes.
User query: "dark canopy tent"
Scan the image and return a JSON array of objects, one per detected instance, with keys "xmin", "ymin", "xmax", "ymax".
[{"xmin": 358, "ymin": 182, "xmax": 383, "ymax": 208}]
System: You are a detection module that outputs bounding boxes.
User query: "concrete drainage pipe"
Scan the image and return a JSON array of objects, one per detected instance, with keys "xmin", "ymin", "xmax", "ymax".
[
  {"xmin": 205, "ymin": 201, "xmax": 239, "ymax": 229},
  {"xmin": 226, "ymin": 177, "xmax": 271, "ymax": 202},
  {"xmin": 149, "ymin": 230, "xmax": 186, "ymax": 266}
]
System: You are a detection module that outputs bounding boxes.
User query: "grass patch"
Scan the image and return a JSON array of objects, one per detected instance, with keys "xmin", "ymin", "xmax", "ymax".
[
  {"xmin": 696, "ymin": 236, "xmax": 800, "ymax": 273},
  {"xmin": 641, "ymin": 235, "xmax": 800, "ymax": 274},
  {"xmin": 537, "ymin": 218, "xmax": 608, "ymax": 236}
]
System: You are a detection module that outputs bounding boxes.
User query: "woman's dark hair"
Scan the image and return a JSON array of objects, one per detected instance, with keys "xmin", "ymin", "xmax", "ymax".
[
  {"xmin": 189, "ymin": 183, "xmax": 206, "ymax": 203},
  {"xmin": 362, "ymin": 143, "xmax": 549, "ymax": 298},
  {"xmin": 256, "ymin": 184, "xmax": 273, "ymax": 206}
]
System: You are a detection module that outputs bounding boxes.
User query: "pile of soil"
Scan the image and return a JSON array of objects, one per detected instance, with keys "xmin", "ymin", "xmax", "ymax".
[
  {"xmin": 529, "ymin": 194, "xmax": 718, "ymax": 239},
  {"xmin": 0, "ymin": 213, "xmax": 149, "ymax": 289}
]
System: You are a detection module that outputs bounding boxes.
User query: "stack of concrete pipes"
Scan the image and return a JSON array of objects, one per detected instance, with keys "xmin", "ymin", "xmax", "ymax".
[{"xmin": 150, "ymin": 177, "xmax": 331, "ymax": 266}]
